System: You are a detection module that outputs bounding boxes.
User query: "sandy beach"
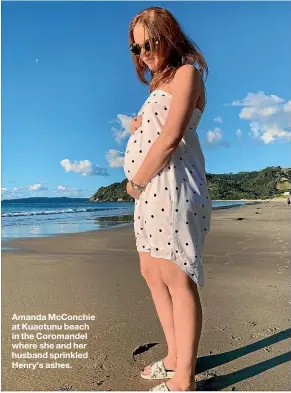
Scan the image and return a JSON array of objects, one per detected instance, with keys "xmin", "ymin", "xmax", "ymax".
[{"xmin": 1, "ymin": 201, "xmax": 291, "ymax": 391}]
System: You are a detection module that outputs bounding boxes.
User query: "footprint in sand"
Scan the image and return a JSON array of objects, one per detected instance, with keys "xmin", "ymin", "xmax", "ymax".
[
  {"xmin": 217, "ymin": 325, "xmax": 227, "ymax": 330},
  {"xmin": 264, "ymin": 346, "xmax": 273, "ymax": 352},
  {"xmin": 229, "ymin": 335, "xmax": 242, "ymax": 346},
  {"xmin": 242, "ymin": 321, "xmax": 257, "ymax": 328}
]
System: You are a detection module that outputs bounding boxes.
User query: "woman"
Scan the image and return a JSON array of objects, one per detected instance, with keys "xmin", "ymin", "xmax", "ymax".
[{"xmin": 123, "ymin": 6, "xmax": 212, "ymax": 392}]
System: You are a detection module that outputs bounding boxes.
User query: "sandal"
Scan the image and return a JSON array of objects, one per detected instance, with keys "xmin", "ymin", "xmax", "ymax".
[{"xmin": 141, "ymin": 359, "xmax": 176, "ymax": 380}]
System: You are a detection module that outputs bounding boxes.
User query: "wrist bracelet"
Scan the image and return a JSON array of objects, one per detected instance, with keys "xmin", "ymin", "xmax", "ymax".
[{"xmin": 130, "ymin": 180, "xmax": 146, "ymax": 191}]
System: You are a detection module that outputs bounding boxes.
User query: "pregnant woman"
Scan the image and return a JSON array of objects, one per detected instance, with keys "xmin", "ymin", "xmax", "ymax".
[{"xmin": 124, "ymin": 7, "xmax": 212, "ymax": 391}]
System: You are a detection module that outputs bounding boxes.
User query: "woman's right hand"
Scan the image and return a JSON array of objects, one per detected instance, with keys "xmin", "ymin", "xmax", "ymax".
[{"xmin": 130, "ymin": 114, "xmax": 143, "ymax": 134}]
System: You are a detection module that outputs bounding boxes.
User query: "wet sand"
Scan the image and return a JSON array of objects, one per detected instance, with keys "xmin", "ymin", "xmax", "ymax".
[{"xmin": 1, "ymin": 201, "xmax": 291, "ymax": 391}]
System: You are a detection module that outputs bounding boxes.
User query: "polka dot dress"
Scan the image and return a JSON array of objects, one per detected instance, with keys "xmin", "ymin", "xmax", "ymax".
[{"xmin": 123, "ymin": 90, "xmax": 212, "ymax": 289}]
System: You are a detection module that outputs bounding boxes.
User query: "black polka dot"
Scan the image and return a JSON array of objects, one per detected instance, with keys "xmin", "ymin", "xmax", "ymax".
[
  {"xmin": 151, "ymin": 215, "xmax": 154, "ymax": 218},
  {"xmin": 148, "ymin": 140, "xmax": 151, "ymax": 143},
  {"xmin": 186, "ymin": 221, "xmax": 189, "ymax": 224},
  {"xmin": 154, "ymin": 194, "xmax": 157, "ymax": 197},
  {"xmin": 176, "ymin": 187, "xmax": 179, "ymax": 190},
  {"xmin": 165, "ymin": 187, "xmax": 168, "ymax": 190},
  {"xmin": 176, "ymin": 250, "xmax": 178, "ymax": 253},
  {"xmin": 139, "ymin": 150, "xmax": 142, "ymax": 153},
  {"xmin": 134, "ymin": 140, "xmax": 137, "ymax": 143},
  {"xmin": 175, "ymin": 230, "xmax": 178, "ymax": 233},
  {"xmin": 142, "ymin": 245, "xmax": 145, "ymax": 248},
  {"xmin": 175, "ymin": 209, "xmax": 178, "ymax": 212},
  {"xmin": 140, "ymin": 130, "xmax": 143, "ymax": 133},
  {"xmin": 161, "ymin": 208, "xmax": 164, "ymax": 212},
  {"xmin": 159, "ymin": 229, "xmax": 162, "ymax": 232},
  {"xmin": 128, "ymin": 170, "xmax": 130, "ymax": 173},
  {"xmin": 203, "ymin": 216, "xmax": 206, "ymax": 219},
  {"xmin": 156, "ymin": 248, "xmax": 159, "ymax": 251},
  {"xmin": 183, "ymin": 178, "xmax": 186, "ymax": 181},
  {"xmin": 138, "ymin": 216, "xmax": 140, "ymax": 219},
  {"xmin": 186, "ymin": 199, "xmax": 189, "ymax": 202},
  {"xmin": 155, "ymin": 112, "xmax": 158, "ymax": 115},
  {"xmin": 145, "ymin": 201, "xmax": 148, "ymax": 204},
  {"xmin": 190, "ymin": 170, "xmax": 192, "ymax": 174},
  {"xmin": 202, "ymin": 204, "xmax": 205, "ymax": 207},
  {"xmin": 127, "ymin": 150, "xmax": 129, "ymax": 153},
  {"xmin": 132, "ymin": 160, "xmax": 134, "ymax": 163},
  {"xmin": 150, "ymin": 234, "xmax": 152, "ymax": 237},
  {"xmin": 141, "ymin": 228, "xmax": 143, "ymax": 230},
  {"xmin": 164, "ymin": 106, "xmax": 167, "ymax": 110},
  {"xmin": 195, "ymin": 212, "xmax": 197, "ymax": 215},
  {"xmin": 184, "ymin": 262, "xmax": 187, "ymax": 265},
  {"xmin": 168, "ymin": 242, "xmax": 171, "ymax": 245},
  {"xmin": 174, "ymin": 165, "xmax": 176, "ymax": 168},
  {"xmin": 186, "ymin": 243, "xmax": 189, "ymax": 246},
  {"xmin": 147, "ymin": 120, "xmax": 150, "ymax": 123},
  {"xmin": 204, "ymin": 228, "xmax": 207, "ymax": 231},
  {"xmin": 157, "ymin": 132, "xmax": 160, "ymax": 135},
  {"xmin": 168, "ymin": 166, "xmax": 170, "ymax": 170},
  {"xmin": 180, "ymin": 157, "xmax": 182, "ymax": 160},
  {"xmin": 145, "ymin": 220, "xmax": 147, "ymax": 223}
]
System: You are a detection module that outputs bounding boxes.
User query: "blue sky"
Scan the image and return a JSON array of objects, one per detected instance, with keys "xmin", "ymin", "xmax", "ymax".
[{"xmin": 1, "ymin": 1, "xmax": 291, "ymax": 200}]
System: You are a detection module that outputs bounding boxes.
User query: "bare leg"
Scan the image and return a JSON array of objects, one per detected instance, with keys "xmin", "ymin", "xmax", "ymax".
[
  {"xmin": 159, "ymin": 258, "xmax": 202, "ymax": 391},
  {"xmin": 138, "ymin": 251, "xmax": 177, "ymax": 376}
]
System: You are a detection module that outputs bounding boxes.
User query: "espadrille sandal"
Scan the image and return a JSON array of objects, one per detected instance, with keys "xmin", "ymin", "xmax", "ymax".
[
  {"xmin": 149, "ymin": 382, "xmax": 170, "ymax": 391},
  {"xmin": 141, "ymin": 359, "xmax": 176, "ymax": 380}
]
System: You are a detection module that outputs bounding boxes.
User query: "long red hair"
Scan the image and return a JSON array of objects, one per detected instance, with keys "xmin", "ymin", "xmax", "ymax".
[{"xmin": 129, "ymin": 6, "xmax": 208, "ymax": 92}]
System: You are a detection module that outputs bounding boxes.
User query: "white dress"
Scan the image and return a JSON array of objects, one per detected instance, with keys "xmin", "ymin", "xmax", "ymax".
[{"xmin": 123, "ymin": 89, "xmax": 212, "ymax": 288}]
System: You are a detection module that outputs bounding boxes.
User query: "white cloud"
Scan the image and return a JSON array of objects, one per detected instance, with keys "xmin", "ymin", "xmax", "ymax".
[
  {"xmin": 28, "ymin": 184, "xmax": 48, "ymax": 191},
  {"xmin": 1, "ymin": 188, "xmax": 7, "ymax": 192},
  {"xmin": 228, "ymin": 91, "xmax": 284, "ymax": 107},
  {"xmin": 206, "ymin": 127, "xmax": 230, "ymax": 148},
  {"xmin": 236, "ymin": 129, "xmax": 242, "ymax": 140},
  {"xmin": 227, "ymin": 91, "xmax": 291, "ymax": 144},
  {"xmin": 214, "ymin": 116, "xmax": 223, "ymax": 124},
  {"xmin": 54, "ymin": 185, "xmax": 88, "ymax": 194},
  {"xmin": 111, "ymin": 114, "xmax": 134, "ymax": 144},
  {"xmin": 60, "ymin": 159, "xmax": 109, "ymax": 177},
  {"xmin": 284, "ymin": 100, "xmax": 291, "ymax": 113},
  {"xmin": 105, "ymin": 149, "xmax": 125, "ymax": 168}
]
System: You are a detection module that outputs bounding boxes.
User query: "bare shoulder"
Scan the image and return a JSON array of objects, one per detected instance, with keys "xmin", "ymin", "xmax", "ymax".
[
  {"xmin": 171, "ymin": 65, "xmax": 204, "ymax": 110},
  {"xmin": 173, "ymin": 64, "xmax": 201, "ymax": 85}
]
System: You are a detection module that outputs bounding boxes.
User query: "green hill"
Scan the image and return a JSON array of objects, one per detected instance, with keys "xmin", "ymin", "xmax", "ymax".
[{"xmin": 88, "ymin": 166, "xmax": 291, "ymax": 202}]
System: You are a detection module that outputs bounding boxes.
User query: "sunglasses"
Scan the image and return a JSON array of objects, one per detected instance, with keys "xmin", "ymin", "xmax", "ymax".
[{"xmin": 129, "ymin": 37, "xmax": 159, "ymax": 56}]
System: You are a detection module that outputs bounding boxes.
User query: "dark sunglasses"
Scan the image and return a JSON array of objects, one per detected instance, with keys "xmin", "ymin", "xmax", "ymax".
[{"xmin": 129, "ymin": 37, "xmax": 159, "ymax": 56}]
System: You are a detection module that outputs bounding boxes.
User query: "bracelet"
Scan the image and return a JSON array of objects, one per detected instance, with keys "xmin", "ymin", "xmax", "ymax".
[{"xmin": 130, "ymin": 180, "xmax": 146, "ymax": 191}]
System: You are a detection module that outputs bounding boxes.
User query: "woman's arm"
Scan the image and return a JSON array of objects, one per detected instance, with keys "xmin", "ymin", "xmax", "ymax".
[{"xmin": 132, "ymin": 65, "xmax": 201, "ymax": 188}]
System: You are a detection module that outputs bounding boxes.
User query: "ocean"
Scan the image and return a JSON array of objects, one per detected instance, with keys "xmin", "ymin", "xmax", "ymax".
[{"xmin": 1, "ymin": 198, "xmax": 248, "ymax": 245}]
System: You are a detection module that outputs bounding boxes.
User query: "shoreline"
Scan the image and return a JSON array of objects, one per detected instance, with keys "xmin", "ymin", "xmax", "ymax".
[{"xmin": 1, "ymin": 200, "xmax": 264, "ymax": 250}]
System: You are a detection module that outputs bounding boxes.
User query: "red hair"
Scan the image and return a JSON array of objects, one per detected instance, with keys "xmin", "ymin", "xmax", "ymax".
[{"xmin": 129, "ymin": 6, "xmax": 208, "ymax": 92}]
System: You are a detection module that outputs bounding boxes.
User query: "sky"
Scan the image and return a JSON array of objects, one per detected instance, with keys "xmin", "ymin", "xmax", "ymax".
[{"xmin": 1, "ymin": 1, "xmax": 291, "ymax": 200}]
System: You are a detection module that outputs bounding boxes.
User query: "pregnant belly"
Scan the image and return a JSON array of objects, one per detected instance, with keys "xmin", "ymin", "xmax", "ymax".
[{"xmin": 123, "ymin": 132, "xmax": 146, "ymax": 181}]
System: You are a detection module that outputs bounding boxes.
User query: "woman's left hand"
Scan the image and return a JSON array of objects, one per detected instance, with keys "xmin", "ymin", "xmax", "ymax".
[{"xmin": 126, "ymin": 181, "xmax": 143, "ymax": 199}]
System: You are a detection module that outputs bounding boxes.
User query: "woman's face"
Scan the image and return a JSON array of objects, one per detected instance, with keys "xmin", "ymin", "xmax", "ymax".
[{"xmin": 132, "ymin": 23, "xmax": 162, "ymax": 72}]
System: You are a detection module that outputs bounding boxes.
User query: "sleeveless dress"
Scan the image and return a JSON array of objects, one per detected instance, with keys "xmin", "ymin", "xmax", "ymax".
[{"xmin": 123, "ymin": 89, "xmax": 212, "ymax": 289}]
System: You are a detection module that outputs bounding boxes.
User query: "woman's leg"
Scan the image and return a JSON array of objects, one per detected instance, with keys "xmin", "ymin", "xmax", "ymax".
[
  {"xmin": 159, "ymin": 258, "xmax": 203, "ymax": 391},
  {"xmin": 138, "ymin": 251, "xmax": 177, "ymax": 375}
]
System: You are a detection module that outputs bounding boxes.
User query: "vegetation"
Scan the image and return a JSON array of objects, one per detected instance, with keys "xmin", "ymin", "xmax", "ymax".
[{"xmin": 88, "ymin": 166, "xmax": 291, "ymax": 202}]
